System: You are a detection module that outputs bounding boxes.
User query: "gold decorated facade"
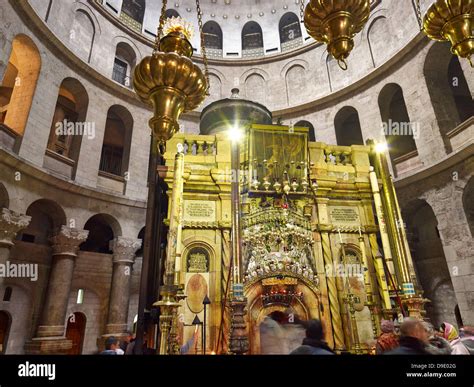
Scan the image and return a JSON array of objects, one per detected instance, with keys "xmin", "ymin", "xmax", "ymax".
[{"xmin": 161, "ymin": 124, "xmax": 424, "ymax": 355}]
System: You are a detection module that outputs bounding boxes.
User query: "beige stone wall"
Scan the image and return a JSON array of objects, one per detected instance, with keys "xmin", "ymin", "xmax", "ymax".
[{"xmin": 0, "ymin": 0, "xmax": 472, "ymax": 353}]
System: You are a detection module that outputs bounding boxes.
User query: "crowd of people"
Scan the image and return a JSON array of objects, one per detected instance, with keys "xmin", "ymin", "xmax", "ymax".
[{"xmin": 98, "ymin": 316, "xmax": 474, "ymax": 355}]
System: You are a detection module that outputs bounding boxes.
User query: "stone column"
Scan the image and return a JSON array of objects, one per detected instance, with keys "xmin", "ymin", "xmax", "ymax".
[
  {"xmin": 25, "ymin": 226, "xmax": 88, "ymax": 354},
  {"xmin": 36, "ymin": 226, "xmax": 89, "ymax": 338},
  {"xmin": 105, "ymin": 237, "xmax": 141, "ymax": 336},
  {"xmin": 0, "ymin": 208, "xmax": 31, "ymax": 287}
]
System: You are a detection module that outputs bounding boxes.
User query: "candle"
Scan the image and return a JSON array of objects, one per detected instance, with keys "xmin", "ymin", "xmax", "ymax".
[
  {"xmin": 359, "ymin": 226, "xmax": 362, "ymax": 237},
  {"xmin": 338, "ymin": 228, "xmax": 343, "ymax": 244}
]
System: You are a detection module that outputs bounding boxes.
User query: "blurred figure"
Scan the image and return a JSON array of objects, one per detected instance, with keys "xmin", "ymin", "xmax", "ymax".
[
  {"xmin": 290, "ymin": 319, "xmax": 334, "ymax": 355},
  {"xmin": 100, "ymin": 336, "xmax": 120, "ymax": 355},
  {"xmin": 423, "ymin": 322, "xmax": 452, "ymax": 355},
  {"xmin": 260, "ymin": 312, "xmax": 288, "ymax": 354},
  {"xmin": 375, "ymin": 319, "xmax": 399, "ymax": 354},
  {"xmin": 460, "ymin": 326, "xmax": 474, "ymax": 355},
  {"xmin": 384, "ymin": 318, "xmax": 431, "ymax": 355},
  {"xmin": 120, "ymin": 331, "xmax": 133, "ymax": 353},
  {"xmin": 440, "ymin": 322, "xmax": 470, "ymax": 355}
]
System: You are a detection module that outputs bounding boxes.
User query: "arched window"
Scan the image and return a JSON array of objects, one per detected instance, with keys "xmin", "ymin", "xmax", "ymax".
[
  {"xmin": 80, "ymin": 214, "xmax": 121, "ymax": 254},
  {"xmin": 424, "ymin": 42, "xmax": 474, "ymax": 153},
  {"xmin": 334, "ymin": 107, "xmax": 364, "ymax": 146},
  {"xmin": 295, "ymin": 120, "xmax": 316, "ymax": 142},
  {"xmin": 0, "ymin": 183, "xmax": 9, "ymax": 209},
  {"xmin": 3, "ymin": 287, "xmax": 12, "ymax": 302},
  {"xmin": 47, "ymin": 78, "xmax": 89, "ymax": 167},
  {"xmin": 165, "ymin": 9, "xmax": 180, "ymax": 19},
  {"xmin": 203, "ymin": 21, "xmax": 223, "ymax": 57},
  {"xmin": 279, "ymin": 12, "xmax": 302, "ymax": 51},
  {"xmin": 99, "ymin": 105, "xmax": 134, "ymax": 177},
  {"xmin": 19, "ymin": 199, "xmax": 66, "ymax": 244},
  {"xmin": 0, "ymin": 35, "xmax": 41, "ymax": 137},
  {"xmin": 121, "ymin": 0, "xmax": 145, "ymax": 25},
  {"xmin": 112, "ymin": 42, "xmax": 137, "ymax": 88},
  {"xmin": 242, "ymin": 21, "xmax": 264, "ymax": 58},
  {"xmin": 378, "ymin": 84, "xmax": 418, "ymax": 166}
]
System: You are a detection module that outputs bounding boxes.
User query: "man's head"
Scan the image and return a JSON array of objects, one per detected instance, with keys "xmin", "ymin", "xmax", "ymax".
[
  {"xmin": 400, "ymin": 318, "xmax": 429, "ymax": 344},
  {"xmin": 105, "ymin": 336, "xmax": 119, "ymax": 351},
  {"xmin": 124, "ymin": 331, "xmax": 133, "ymax": 343},
  {"xmin": 305, "ymin": 319, "xmax": 324, "ymax": 341}
]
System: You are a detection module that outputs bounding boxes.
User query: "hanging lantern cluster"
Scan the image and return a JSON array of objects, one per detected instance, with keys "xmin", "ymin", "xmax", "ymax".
[
  {"xmin": 303, "ymin": 0, "xmax": 371, "ymax": 70},
  {"xmin": 133, "ymin": 0, "xmax": 209, "ymax": 146},
  {"xmin": 418, "ymin": 0, "xmax": 474, "ymax": 67}
]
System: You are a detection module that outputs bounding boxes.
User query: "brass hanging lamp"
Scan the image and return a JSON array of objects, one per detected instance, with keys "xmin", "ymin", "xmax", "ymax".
[
  {"xmin": 303, "ymin": 0, "xmax": 371, "ymax": 70},
  {"xmin": 133, "ymin": 0, "xmax": 209, "ymax": 146},
  {"xmin": 416, "ymin": 0, "xmax": 474, "ymax": 67}
]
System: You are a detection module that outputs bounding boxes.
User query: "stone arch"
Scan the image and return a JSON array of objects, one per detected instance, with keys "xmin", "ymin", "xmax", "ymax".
[
  {"xmin": 424, "ymin": 42, "xmax": 474, "ymax": 153},
  {"xmin": 295, "ymin": 120, "xmax": 316, "ymax": 142},
  {"xmin": 334, "ymin": 106, "xmax": 365, "ymax": 146},
  {"xmin": 285, "ymin": 65, "xmax": 306, "ymax": 106},
  {"xmin": 70, "ymin": 9, "xmax": 96, "ymax": 63},
  {"xmin": 244, "ymin": 72, "xmax": 266, "ymax": 105},
  {"xmin": 99, "ymin": 105, "xmax": 134, "ymax": 177},
  {"xmin": 47, "ymin": 77, "xmax": 89, "ymax": 170},
  {"xmin": 19, "ymin": 199, "xmax": 66, "ymax": 245},
  {"xmin": 0, "ymin": 34, "xmax": 41, "ymax": 137},
  {"xmin": 367, "ymin": 13, "xmax": 391, "ymax": 67},
  {"xmin": 208, "ymin": 73, "xmax": 222, "ymax": 102},
  {"xmin": 80, "ymin": 213, "xmax": 122, "ymax": 253},
  {"xmin": 403, "ymin": 199, "xmax": 457, "ymax": 327},
  {"xmin": 463, "ymin": 176, "xmax": 474, "ymax": 237},
  {"xmin": 378, "ymin": 83, "xmax": 418, "ymax": 164}
]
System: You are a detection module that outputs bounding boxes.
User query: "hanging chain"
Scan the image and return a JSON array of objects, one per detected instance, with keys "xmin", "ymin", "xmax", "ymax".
[
  {"xmin": 414, "ymin": 0, "xmax": 424, "ymax": 31},
  {"xmin": 299, "ymin": 0, "xmax": 305, "ymax": 23},
  {"xmin": 196, "ymin": 0, "xmax": 210, "ymax": 96},
  {"xmin": 154, "ymin": 0, "xmax": 169, "ymax": 55}
]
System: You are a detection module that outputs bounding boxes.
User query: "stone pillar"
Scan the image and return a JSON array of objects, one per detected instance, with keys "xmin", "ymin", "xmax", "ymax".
[
  {"xmin": 0, "ymin": 208, "xmax": 31, "ymax": 287},
  {"xmin": 105, "ymin": 237, "xmax": 141, "ymax": 336},
  {"xmin": 37, "ymin": 226, "xmax": 88, "ymax": 337},
  {"xmin": 25, "ymin": 226, "xmax": 88, "ymax": 354}
]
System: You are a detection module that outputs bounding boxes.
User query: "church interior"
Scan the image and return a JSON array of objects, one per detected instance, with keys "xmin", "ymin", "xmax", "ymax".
[{"xmin": 0, "ymin": 0, "xmax": 473, "ymax": 356}]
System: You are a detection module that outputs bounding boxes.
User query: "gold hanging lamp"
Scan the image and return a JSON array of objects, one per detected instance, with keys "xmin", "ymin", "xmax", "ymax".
[
  {"xmin": 303, "ymin": 0, "xmax": 371, "ymax": 70},
  {"xmin": 416, "ymin": 0, "xmax": 474, "ymax": 67},
  {"xmin": 133, "ymin": 0, "xmax": 209, "ymax": 145}
]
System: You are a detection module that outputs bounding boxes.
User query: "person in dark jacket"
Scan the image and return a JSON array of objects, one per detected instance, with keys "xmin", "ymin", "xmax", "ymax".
[
  {"xmin": 290, "ymin": 319, "xmax": 334, "ymax": 355},
  {"xmin": 385, "ymin": 318, "xmax": 431, "ymax": 355}
]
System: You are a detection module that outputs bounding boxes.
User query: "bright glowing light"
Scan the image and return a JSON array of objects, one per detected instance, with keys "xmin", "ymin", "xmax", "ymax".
[
  {"xmin": 228, "ymin": 125, "xmax": 243, "ymax": 143},
  {"xmin": 375, "ymin": 142, "xmax": 388, "ymax": 153}
]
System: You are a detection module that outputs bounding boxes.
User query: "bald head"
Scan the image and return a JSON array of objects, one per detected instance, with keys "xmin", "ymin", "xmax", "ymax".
[{"xmin": 400, "ymin": 318, "xmax": 429, "ymax": 344}]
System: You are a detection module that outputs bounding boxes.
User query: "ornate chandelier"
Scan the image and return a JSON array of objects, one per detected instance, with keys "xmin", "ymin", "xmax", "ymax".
[
  {"xmin": 133, "ymin": 0, "xmax": 209, "ymax": 146},
  {"xmin": 417, "ymin": 0, "xmax": 474, "ymax": 67},
  {"xmin": 303, "ymin": 0, "xmax": 371, "ymax": 70}
]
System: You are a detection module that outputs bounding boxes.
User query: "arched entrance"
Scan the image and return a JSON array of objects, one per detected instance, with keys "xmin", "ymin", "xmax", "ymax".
[
  {"xmin": 65, "ymin": 312, "xmax": 86, "ymax": 355},
  {"xmin": 0, "ymin": 311, "xmax": 12, "ymax": 354},
  {"xmin": 245, "ymin": 275, "xmax": 321, "ymax": 354}
]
